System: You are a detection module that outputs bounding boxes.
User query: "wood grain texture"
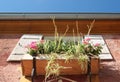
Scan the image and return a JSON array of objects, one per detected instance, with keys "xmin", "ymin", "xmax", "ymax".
[
  {"xmin": 21, "ymin": 55, "xmax": 99, "ymax": 76},
  {"xmin": 0, "ymin": 19, "xmax": 120, "ymax": 35}
]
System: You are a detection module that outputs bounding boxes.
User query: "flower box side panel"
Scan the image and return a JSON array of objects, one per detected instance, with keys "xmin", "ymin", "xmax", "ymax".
[
  {"xmin": 21, "ymin": 60, "xmax": 48, "ymax": 76},
  {"xmin": 21, "ymin": 60, "xmax": 33, "ymax": 76},
  {"xmin": 91, "ymin": 57, "xmax": 100, "ymax": 74}
]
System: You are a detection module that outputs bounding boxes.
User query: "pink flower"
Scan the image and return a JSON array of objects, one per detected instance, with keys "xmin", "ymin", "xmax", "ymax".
[
  {"xmin": 83, "ymin": 40, "xmax": 89, "ymax": 45},
  {"xmin": 40, "ymin": 40, "xmax": 45, "ymax": 44},
  {"xmin": 29, "ymin": 41, "xmax": 38, "ymax": 50},
  {"xmin": 85, "ymin": 38, "xmax": 91, "ymax": 41},
  {"xmin": 94, "ymin": 43, "xmax": 100, "ymax": 47}
]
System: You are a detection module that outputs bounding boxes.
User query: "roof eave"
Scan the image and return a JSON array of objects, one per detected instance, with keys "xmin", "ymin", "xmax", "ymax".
[{"xmin": 0, "ymin": 13, "xmax": 120, "ymax": 20}]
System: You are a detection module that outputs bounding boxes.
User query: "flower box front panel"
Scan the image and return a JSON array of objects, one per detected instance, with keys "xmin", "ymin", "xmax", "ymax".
[{"xmin": 21, "ymin": 54, "xmax": 100, "ymax": 76}]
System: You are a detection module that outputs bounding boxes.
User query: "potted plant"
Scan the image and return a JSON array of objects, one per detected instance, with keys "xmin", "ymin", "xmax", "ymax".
[{"xmin": 21, "ymin": 19, "xmax": 102, "ymax": 81}]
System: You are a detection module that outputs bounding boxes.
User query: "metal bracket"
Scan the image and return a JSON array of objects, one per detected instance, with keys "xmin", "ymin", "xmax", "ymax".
[
  {"xmin": 87, "ymin": 56, "xmax": 92, "ymax": 82},
  {"xmin": 31, "ymin": 56, "xmax": 37, "ymax": 82}
]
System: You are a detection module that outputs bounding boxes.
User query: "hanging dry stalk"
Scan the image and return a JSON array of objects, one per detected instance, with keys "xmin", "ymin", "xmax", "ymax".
[
  {"xmin": 87, "ymin": 19, "xmax": 95, "ymax": 35},
  {"xmin": 45, "ymin": 54, "xmax": 63, "ymax": 81},
  {"xmin": 75, "ymin": 20, "xmax": 84, "ymax": 43},
  {"xmin": 73, "ymin": 29, "xmax": 75, "ymax": 43},
  {"xmin": 51, "ymin": 16, "xmax": 58, "ymax": 41},
  {"xmin": 76, "ymin": 20, "xmax": 80, "ymax": 37},
  {"xmin": 45, "ymin": 53, "xmax": 70, "ymax": 82}
]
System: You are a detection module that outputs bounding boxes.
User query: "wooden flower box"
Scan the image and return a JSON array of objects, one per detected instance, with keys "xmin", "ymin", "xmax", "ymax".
[{"xmin": 21, "ymin": 54, "xmax": 100, "ymax": 76}]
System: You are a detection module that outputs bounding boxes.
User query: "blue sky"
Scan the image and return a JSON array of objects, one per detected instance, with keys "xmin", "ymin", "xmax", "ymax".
[{"xmin": 0, "ymin": 0, "xmax": 120, "ymax": 13}]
